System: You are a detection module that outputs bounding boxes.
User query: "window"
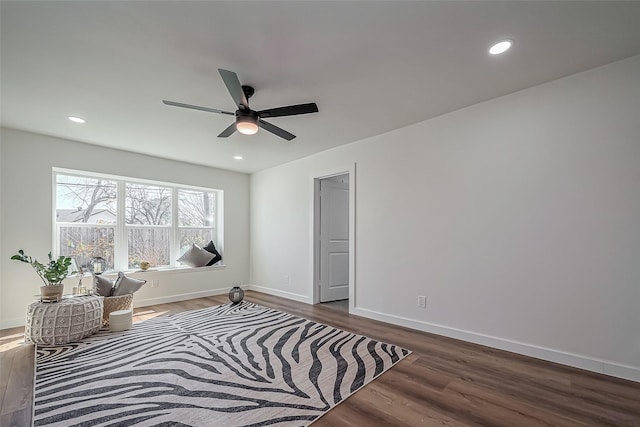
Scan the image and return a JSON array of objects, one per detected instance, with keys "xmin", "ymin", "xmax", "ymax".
[
  {"xmin": 54, "ymin": 169, "xmax": 222, "ymax": 272},
  {"xmin": 178, "ymin": 189, "xmax": 217, "ymax": 253},
  {"xmin": 125, "ymin": 183, "xmax": 172, "ymax": 269},
  {"xmin": 55, "ymin": 175, "xmax": 117, "ymax": 271}
]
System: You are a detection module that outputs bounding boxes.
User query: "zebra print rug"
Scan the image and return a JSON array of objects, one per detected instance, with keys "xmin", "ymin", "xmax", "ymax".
[{"xmin": 34, "ymin": 301, "xmax": 410, "ymax": 426}]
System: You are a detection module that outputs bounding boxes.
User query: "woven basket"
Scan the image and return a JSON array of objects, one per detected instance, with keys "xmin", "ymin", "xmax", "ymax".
[{"xmin": 102, "ymin": 294, "xmax": 133, "ymax": 327}]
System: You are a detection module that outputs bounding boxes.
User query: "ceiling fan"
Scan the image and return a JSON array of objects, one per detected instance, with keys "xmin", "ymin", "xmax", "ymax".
[{"xmin": 163, "ymin": 69, "xmax": 319, "ymax": 141}]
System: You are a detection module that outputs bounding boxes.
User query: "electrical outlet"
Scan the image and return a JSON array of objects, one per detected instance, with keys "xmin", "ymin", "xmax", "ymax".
[
  {"xmin": 418, "ymin": 295, "xmax": 427, "ymax": 308},
  {"xmin": 284, "ymin": 275, "xmax": 290, "ymax": 285},
  {"xmin": 151, "ymin": 279, "xmax": 159, "ymax": 288}
]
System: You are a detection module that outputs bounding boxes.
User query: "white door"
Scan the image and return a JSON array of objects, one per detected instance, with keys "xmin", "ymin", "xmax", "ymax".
[{"xmin": 319, "ymin": 175, "xmax": 349, "ymax": 302}]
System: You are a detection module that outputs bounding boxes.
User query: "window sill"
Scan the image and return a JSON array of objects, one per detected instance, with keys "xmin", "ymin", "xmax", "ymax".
[
  {"xmin": 83, "ymin": 264, "xmax": 226, "ymax": 278},
  {"xmin": 131, "ymin": 264, "xmax": 227, "ymax": 275}
]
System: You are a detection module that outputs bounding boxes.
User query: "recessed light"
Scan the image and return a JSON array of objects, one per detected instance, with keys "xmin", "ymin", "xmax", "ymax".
[
  {"xmin": 489, "ymin": 39, "xmax": 513, "ymax": 55},
  {"xmin": 233, "ymin": 155, "xmax": 243, "ymax": 160},
  {"xmin": 68, "ymin": 116, "xmax": 86, "ymax": 123}
]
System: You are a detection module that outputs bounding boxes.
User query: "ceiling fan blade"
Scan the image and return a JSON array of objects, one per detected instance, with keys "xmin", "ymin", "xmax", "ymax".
[
  {"xmin": 217, "ymin": 122, "xmax": 237, "ymax": 138},
  {"xmin": 162, "ymin": 100, "xmax": 234, "ymax": 115},
  {"xmin": 259, "ymin": 119, "xmax": 296, "ymax": 141},
  {"xmin": 258, "ymin": 103, "xmax": 319, "ymax": 119},
  {"xmin": 218, "ymin": 69, "xmax": 248, "ymax": 109}
]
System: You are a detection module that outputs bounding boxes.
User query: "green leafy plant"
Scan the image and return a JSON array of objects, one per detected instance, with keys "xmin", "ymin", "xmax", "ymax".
[{"xmin": 10, "ymin": 250, "xmax": 75, "ymax": 286}]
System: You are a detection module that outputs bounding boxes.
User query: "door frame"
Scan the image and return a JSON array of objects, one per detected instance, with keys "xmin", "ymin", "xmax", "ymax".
[{"xmin": 312, "ymin": 164, "xmax": 356, "ymax": 309}]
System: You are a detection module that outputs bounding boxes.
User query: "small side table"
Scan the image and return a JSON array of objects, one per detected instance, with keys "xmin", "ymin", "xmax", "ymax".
[
  {"xmin": 25, "ymin": 296, "xmax": 104, "ymax": 345},
  {"xmin": 109, "ymin": 309, "xmax": 133, "ymax": 332}
]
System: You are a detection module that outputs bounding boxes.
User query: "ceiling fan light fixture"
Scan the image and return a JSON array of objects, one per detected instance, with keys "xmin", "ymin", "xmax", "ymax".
[
  {"xmin": 164, "ymin": 69, "xmax": 318, "ymax": 140},
  {"xmin": 236, "ymin": 110, "xmax": 259, "ymax": 135},
  {"xmin": 237, "ymin": 120, "xmax": 259, "ymax": 135}
]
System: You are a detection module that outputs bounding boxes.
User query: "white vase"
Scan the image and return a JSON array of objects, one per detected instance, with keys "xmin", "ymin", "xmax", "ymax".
[{"xmin": 40, "ymin": 284, "xmax": 65, "ymax": 302}]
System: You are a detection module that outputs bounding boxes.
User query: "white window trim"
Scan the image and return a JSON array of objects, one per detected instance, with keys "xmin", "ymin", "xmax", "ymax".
[{"xmin": 52, "ymin": 167, "xmax": 224, "ymax": 272}]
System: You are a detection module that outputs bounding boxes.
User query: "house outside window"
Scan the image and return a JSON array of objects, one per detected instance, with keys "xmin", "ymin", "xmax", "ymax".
[{"xmin": 54, "ymin": 169, "xmax": 222, "ymax": 272}]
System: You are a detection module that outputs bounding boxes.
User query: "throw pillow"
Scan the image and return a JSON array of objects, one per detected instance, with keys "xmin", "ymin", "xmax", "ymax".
[
  {"xmin": 94, "ymin": 274, "xmax": 116, "ymax": 297},
  {"xmin": 202, "ymin": 240, "xmax": 222, "ymax": 266},
  {"xmin": 176, "ymin": 243, "xmax": 214, "ymax": 267},
  {"xmin": 112, "ymin": 271, "xmax": 146, "ymax": 296}
]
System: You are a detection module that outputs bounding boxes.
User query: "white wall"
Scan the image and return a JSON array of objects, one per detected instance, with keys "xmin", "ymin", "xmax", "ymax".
[
  {"xmin": 250, "ymin": 55, "xmax": 640, "ymax": 381},
  {"xmin": 0, "ymin": 128, "xmax": 250, "ymax": 328}
]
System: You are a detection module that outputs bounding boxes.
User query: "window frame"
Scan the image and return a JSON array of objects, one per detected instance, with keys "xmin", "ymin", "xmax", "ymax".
[{"xmin": 53, "ymin": 167, "xmax": 224, "ymax": 272}]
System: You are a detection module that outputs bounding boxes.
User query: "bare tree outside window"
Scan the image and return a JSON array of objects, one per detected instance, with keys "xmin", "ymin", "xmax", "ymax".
[
  {"xmin": 126, "ymin": 184, "xmax": 171, "ymax": 226},
  {"xmin": 178, "ymin": 190, "xmax": 216, "ymax": 252},
  {"xmin": 179, "ymin": 190, "xmax": 215, "ymax": 226},
  {"xmin": 126, "ymin": 183, "xmax": 172, "ymax": 268},
  {"xmin": 56, "ymin": 175, "xmax": 117, "ymax": 270}
]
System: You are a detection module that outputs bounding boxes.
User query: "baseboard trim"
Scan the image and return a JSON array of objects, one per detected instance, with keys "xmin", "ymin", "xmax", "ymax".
[
  {"xmin": 134, "ymin": 286, "xmax": 249, "ymax": 308},
  {"xmin": 0, "ymin": 317, "xmax": 25, "ymax": 330},
  {"xmin": 351, "ymin": 306, "xmax": 640, "ymax": 383},
  {"xmin": 602, "ymin": 363, "xmax": 640, "ymax": 383},
  {"xmin": 247, "ymin": 284, "xmax": 311, "ymax": 304}
]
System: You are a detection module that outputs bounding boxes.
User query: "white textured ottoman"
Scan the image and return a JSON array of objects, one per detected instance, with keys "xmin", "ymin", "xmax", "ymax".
[
  {"xmin": 109, "ymin": 309, "xmax": 133, "ymax": 332},
  {"xmin": 25, "ymin": 296, "xmax": 103, "ymax": 345}
]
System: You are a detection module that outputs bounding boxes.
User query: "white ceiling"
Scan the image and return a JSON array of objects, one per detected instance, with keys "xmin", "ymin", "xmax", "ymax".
[{"xmin": 2, "ymin": 1, "xmax": 640, "ymax": 174}]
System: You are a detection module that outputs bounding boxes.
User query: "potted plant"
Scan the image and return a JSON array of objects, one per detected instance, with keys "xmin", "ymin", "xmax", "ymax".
[{"xmin": 10, "ymin": 250, "xmax": 75, "ymax": 302}]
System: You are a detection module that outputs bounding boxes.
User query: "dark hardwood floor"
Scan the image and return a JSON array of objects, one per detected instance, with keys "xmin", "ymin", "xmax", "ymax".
[{"xmin": 1, "ymin": 291, "xmax": 638, "ymax": 426}]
